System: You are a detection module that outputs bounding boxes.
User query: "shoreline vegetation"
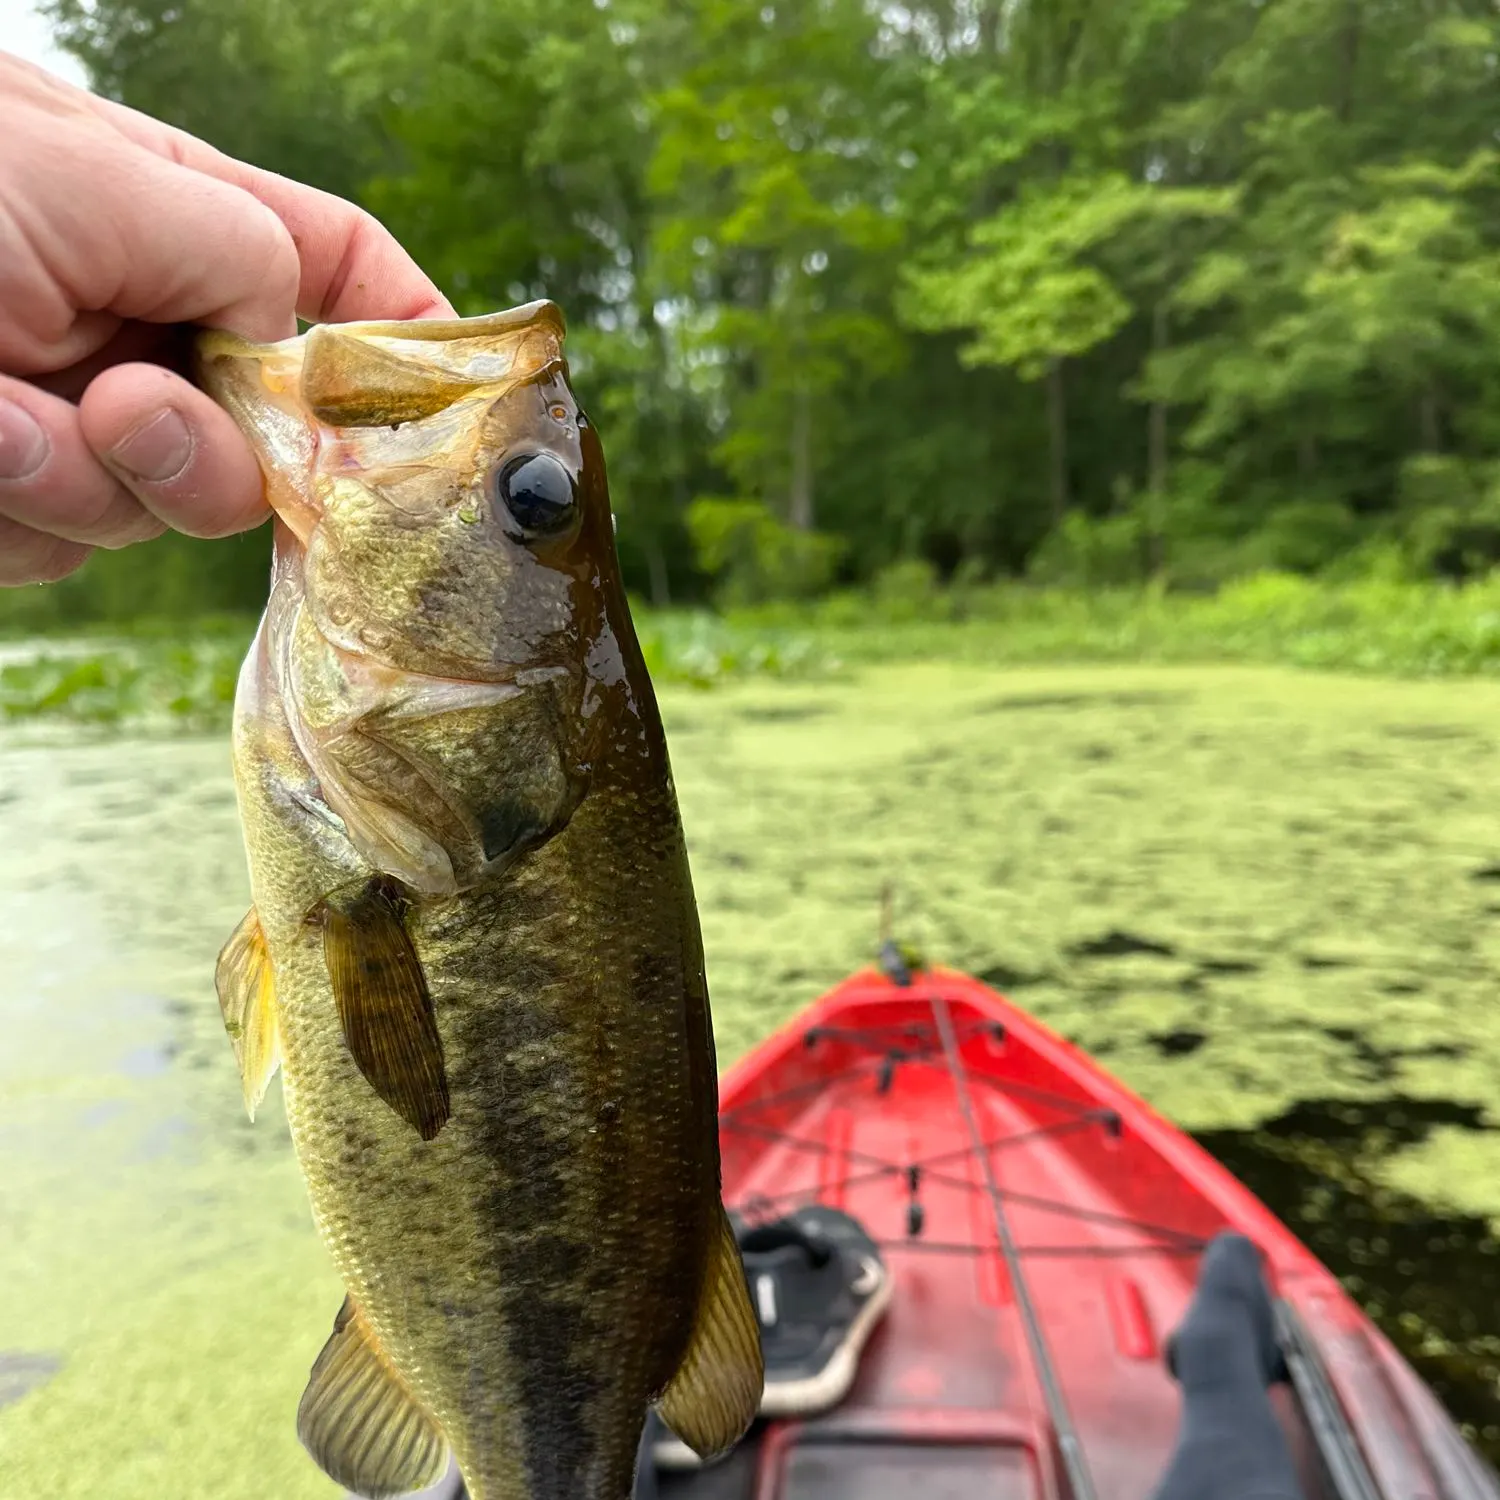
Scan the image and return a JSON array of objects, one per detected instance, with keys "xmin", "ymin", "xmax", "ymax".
[{"xmin": 10, "ymin": 570, "xmax": 1500, "ymax": 730}]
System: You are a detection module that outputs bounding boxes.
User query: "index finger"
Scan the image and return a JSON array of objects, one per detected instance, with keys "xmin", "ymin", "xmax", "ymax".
[{"xmin": 83, "ymin": 92, "xmax": 456, "ymax": 327}]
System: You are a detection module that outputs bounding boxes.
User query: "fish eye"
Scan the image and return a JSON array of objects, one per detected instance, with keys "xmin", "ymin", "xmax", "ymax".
[{"xmin": 492, "ymin": 452, "xmax": 578, "ymax": 539}]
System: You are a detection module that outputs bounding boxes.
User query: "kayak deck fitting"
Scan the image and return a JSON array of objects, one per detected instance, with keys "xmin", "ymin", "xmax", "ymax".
[{"xmin": 383, "ymin": 965, "xmax": 1500, "ymax": 1500}]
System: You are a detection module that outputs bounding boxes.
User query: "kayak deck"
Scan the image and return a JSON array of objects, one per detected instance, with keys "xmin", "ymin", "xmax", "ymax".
[
  {"xmin": 726, "ymin": 1032, "xmax": 1194, "ymax": 1500},
  {"xmin": 713, "ymin": 984, "xmax": 1237, "ymax": 1497},
  {"xmin": 690, "ymin": 967, "xmax": 1498, "ymax": 1500}
]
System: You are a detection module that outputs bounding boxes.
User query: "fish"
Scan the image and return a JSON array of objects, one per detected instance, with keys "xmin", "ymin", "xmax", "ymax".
[{"xmin": 196, "ymin": 302, "xmax": 763, "ymax": 1500}]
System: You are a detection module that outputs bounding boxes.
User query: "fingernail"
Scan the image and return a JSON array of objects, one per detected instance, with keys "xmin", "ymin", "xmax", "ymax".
[
  {"xmin": 110, "ymin": 408, "xmax": 193, "ymax": 483},
  {"xmin": 0, "ymin": 399, "xmax": 48, "ymax": 481}
]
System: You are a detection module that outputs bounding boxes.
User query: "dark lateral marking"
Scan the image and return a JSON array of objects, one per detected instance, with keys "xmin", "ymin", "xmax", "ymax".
[
  {"xmin": 453, "ymin": 940, "xmax": 604, "ymax": 1496},
  {"xmin": 449, "ymin": 918, "xmax": 703, "ymax": 1498},
  {"xmin": 316, "ymin": 878, "xmax": 451, "ymax": 1141}
]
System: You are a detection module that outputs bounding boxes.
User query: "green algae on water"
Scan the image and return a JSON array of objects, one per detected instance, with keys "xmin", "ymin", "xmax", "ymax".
[{"xmin": 5, "ymin": 660, "xmax": 1500, "ymax": 1492}]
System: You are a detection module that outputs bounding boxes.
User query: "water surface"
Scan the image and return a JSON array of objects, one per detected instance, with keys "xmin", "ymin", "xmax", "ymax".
[{"xmin": 3, "ymin": 661, "xmax": 1499, "ymax": 1493}]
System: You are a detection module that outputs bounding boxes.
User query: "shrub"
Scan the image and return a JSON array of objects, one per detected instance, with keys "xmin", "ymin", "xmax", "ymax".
[
  {"xmin": 871, "ymin": 558, "xmax": 942, "ymax": 620},
  {"xmin": 1027, "ymin": 510, "xmax": 1147, "ymax": 587},
  {"xmin": 686, "ymin": 498, "xmax": 844, "ymax": 606},
  {"xmin": 1396, "ymin": 455, "xmax": 1500, "ymax": 579}
]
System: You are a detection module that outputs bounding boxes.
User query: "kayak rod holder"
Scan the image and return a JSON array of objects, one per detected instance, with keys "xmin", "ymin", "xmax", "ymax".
[{"xmin": 931, "ymin": 995, "xmax": 1100, "ymax": 1500}]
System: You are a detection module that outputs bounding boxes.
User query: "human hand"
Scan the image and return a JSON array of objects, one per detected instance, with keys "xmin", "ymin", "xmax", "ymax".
[{"xmin": 0, "ymin": 52, "xmax": 455, "ymax": 585}]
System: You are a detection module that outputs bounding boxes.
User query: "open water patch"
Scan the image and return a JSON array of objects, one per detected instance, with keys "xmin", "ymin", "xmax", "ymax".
[
  {"xmin": 1070, "ymin": 929, "xmax": 1177, "ymax": 960},
  {"xmin": 1195, "ymin": 1096, "xmax": 1500, "ymax": 1459},
  {"xmin": 977, "ymin": 689, "xmax": 1187, "ymax": 714},
  {"xmin": 1148, "ymin": 1029, "xmax": 1207, "ymax": 1058},
  {"xmin": 734, "ymin": 701, "xmax": 832, "ymax": 724},
  {"xmin": 976, "ymin": 962, "xmax": 1052, "ymax": 992},
  {"xmin": 0, "ymin": 1352, "xmax": 62, "ymax": 1410}
]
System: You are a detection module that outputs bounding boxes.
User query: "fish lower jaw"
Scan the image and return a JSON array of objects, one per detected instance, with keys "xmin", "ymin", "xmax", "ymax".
[
  {"xmin": 292, "ymin": 603, "xmax": 526, "ymax": 729},
  {"xmin": 313, "ymin": 675, "xmax": 523, "ymax": 733},
  {"xmin": 370, "ymin": 675, "xmax": 524, "ymax": 723}
]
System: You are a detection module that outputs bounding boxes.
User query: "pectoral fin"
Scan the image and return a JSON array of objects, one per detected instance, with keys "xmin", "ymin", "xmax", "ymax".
[
  {"xmin": 213, "ymin": 908, "xmax": 281, "ymax": 1122},
  {"xmin": 316, "ymin": 879, "xmax": 451, "ymax": 1141},
  {"xmin": 298, "ymin": 1295, "xmax": 448, "ymax": 1498},
  {"xmin": 654, "ymin": 1207, "xmax": 765, "ymax": 1460}
]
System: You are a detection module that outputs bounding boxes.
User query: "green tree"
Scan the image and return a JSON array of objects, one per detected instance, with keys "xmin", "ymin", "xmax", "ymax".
[
  {"xmin": 20, "ymin": 0, "xmax": 1500, "ymax": 627},
  {"xmin": 648, "ymin": 0, "xmax": 908, "ymax": 532},
  {"xmin": 46, "ymin": 0, "xmax": 386, "ymax": 197}
]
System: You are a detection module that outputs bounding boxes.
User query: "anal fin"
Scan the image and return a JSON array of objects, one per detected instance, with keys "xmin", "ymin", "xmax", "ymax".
[
  {"xmin": 214, "ymin": 907, "xmax": 282, "ymax": 1122},
  {"xmin": 655, "ymin": 1206, "xmax": 765, "ymax": 1461},
  {"xmin": 298, "ymin": 1294, "xmax": 449, "ymax": 1498},
  {"xmin": 315, "ymin": 878, "xmax": 451, "ymax": 1141}
]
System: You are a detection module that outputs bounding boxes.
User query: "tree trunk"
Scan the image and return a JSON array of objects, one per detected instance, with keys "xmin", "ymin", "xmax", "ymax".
[
  {"xmin": 644, "ymin": 538, "xmax": 671, "ymax": 607},
  {"xmin": 1046, "ymin": 358, "xmax": 1070, "ymax": 523},
  {"xmin": 651, "ymin": 304, "xmax": 685, "ymax": 608},
  {"xmin": 788, "ymin": 394, "xmax": 814, "ymax": 531},
  {"xmin": 978, "ymin": 0, "xmax": 999, "ymax": 54},
  {"xmin": 1146, "ymin": 301, "xmax": 1169, "ymax": 575},
  {"xmin": 1336, "ymin": 1, "xmax": 1361, "ymax": 124}
]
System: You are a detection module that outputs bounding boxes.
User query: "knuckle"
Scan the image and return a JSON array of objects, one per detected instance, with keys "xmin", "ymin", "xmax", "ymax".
[
  {"xmin": 0, "ymin": 526, "xmax": 91, "ymax": 585},
  {"xmin": 91, "ymin": 497, "xmax": 169, "ymax": 550},
  {"xmin": 33, "ymin": 539, "xmax": 92, "ymax": 582},
  {"xmin": 254, "ymin": 202, "xmax": 302, "ymax": 305},
  {"xmin": 319, "ymin": 214, "xmax": 377, "ymax": 321}
]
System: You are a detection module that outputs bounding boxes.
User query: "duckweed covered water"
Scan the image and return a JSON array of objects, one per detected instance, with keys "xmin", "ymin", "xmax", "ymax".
[{"xmin": 4, "ymin": 661, "xmax": 1500, "ymax": 1493}]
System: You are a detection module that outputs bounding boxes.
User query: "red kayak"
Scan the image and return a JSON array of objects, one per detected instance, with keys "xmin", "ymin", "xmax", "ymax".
[{"xmin": 652, "ymin": 963, "xmax": 1500, "ymax": 1500}]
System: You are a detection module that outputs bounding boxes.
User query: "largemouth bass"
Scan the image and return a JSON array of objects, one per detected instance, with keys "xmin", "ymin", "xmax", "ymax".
[{"xmin": 196, "ymin": 302, "xmax": 762, "ymax": 1500}]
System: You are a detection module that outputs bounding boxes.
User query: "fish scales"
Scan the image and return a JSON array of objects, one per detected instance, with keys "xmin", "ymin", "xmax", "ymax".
[{"xmin": 201, "ymin": 302, "xmax": 762, "ymax": 1500}]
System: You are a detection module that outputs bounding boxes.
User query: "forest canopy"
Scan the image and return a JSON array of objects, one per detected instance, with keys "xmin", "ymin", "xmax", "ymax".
[{"xmin": 24, "ymin": 0, "xmax": 1500, "ymax": 619}]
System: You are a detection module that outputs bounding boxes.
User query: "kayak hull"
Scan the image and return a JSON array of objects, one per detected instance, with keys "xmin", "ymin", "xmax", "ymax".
[{"xmin": 705, "ymin": 966, "xmax": 1497, "ymax": 1500}]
